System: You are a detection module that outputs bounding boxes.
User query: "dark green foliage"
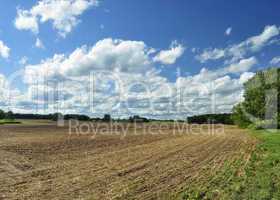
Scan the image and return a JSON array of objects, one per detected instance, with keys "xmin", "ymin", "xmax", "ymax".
[
  {"xmin": 5, "ymin": 111, "xmax": 15, "ymax": 120},
  {"xmin": 0, "ymin": 110, "xmax": 15, "ymax": 120},
  {"xmin": 52, "ymin": 113, "xmax": 64, "ymax": 121},
  {"xmin": 0, "ymin": 109, "xmax": 5, "ymax": 119},
  {"xmin": 0, "ymin": 110, "xmax": 19, "ymax": 124},
  {"xmin": 187, "ymin": 113, "xmax": 234, "ymax": 124},
  {"xmin": 232, "ymin": 103, "xmax": 251, "ymax": 128},
  {"xmin": 103, "ymin": 114, "xmax": 111, "ymax": 122},
  {"xmin": 4, "ymin": 112, "xmax": 91, "ymax": 121},
  {"xmin": 129, "ymin": 115, "xmax": 150, "ymax": 123},
  {"xmin": 64, "ymin": 114, "xmax": 90, "ymax": 121},
  {"xmin": 13, "ymin": 113, "xmax": 55, "ymax": 120},
  {"xmin": 0, "ymin": 111, "xmax": 156, "ymax": 123}
]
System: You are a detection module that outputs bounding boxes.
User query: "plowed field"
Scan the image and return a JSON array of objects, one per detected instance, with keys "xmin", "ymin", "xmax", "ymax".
[{"xmin": 0, "ymin": 122, "xmax": 256, "ymax": 200}]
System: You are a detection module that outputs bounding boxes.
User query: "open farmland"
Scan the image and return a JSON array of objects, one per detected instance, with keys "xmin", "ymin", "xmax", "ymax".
[{"xmin": 0, "ymin": 121, "xmax": 256, "ymax": 200}]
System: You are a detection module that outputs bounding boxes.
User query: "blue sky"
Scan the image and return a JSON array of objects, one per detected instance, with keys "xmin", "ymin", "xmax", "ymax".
[{"xmin": 0, "ymin": 0, "xmax": 279, "ymax": 119}]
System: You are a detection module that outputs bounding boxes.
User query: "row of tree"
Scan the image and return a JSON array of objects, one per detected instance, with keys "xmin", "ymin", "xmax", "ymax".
[
  {"xmin": 187, "ymin": 113, "xmax": 234, "ymax": 124},
  {"xmin": 0, "ymin": 111, "xmax": 91, "ymax": 121},
  {"xmin": 0, "ymin": 111, "xmax": 152, "ymax": 123},
  {"xmin": 0, "ymin": 110, "xmax": 15, "ymax": 120},
  {"xmin": 1, "ymin": 109, "xmax": 236, "ymax": 124}
]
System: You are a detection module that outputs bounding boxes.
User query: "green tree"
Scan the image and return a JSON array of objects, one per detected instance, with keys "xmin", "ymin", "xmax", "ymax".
[
  {"xmin": 5, "ymin": 111, "xmax": 14, "ymax": 120},
  {"xmin": 233, "ymin": 68, "xmax": 280, "ymax": 128},
  {"xmin": 232, "ymin": 103, "xmax": 251, "ymax": 128},
  {"xmin": 243, "ymin": 71, "xmax": 266, "ymax": 119},
  {"xmin": 103, "ymin": 114, "xmax": 111, "ymax": 122},
  {"xmin": 52, "ymin": 113, "xmax": 63, "ymax": 121},
  {"xmin": 0, "ymin": 109, "xmax": 5, "ymax": 119}
]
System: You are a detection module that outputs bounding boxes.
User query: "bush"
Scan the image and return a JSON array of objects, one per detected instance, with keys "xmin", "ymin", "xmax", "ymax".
[{"xmin": 232, "ymin": 103, "xmax": 251, "ymax": 128}]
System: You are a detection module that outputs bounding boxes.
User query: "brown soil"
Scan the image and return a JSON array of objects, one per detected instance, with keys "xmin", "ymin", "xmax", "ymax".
[{"xmin": 0, "ymin": 122, "xmax": 256, "ymax": 200}]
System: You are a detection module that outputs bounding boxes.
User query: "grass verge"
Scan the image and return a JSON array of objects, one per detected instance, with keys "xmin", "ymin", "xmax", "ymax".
[
  {"xmin": 180, "ymin": 129, "xmax": 280, "ymax": 200},
  {"xmin": 0, "ymin": 119, "xmax": 21, "ymax": 124}
]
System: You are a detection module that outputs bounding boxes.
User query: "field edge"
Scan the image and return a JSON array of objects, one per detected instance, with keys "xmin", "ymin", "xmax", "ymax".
[{"xmin": 179, "ymin": 129, "xmax": 280, "ymax": 200}]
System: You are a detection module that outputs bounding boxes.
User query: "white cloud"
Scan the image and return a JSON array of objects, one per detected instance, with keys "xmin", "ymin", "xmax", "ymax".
[
  {"xmin": 24, "ymin": 38, "xmax": 154, "ymax": 83},
  {"xmin": 239, "ymin": 72, "xmax": 255, "ymax": 84},
  {"xmin": 248, "ymin": 25, "xmax": 280, "ymax": 51},
  {"xmin": 35, "ymin": 38, "xmax": 44, "ymax": 49},
  {"xmin": 196, "ymin": 25, "xmax": 280, "ymax": 63},
  {"xmin": 0, "ymin": 74, "xmax": 8, "ymax": 103},
  {"xmin": 270, "ymin": 56, "xmax": 280, "ymax": 65},
  {"xmin": 153, "ymin": 41, "xmax": 185, "ymax": 65},
  {"xmin": 20, "ymin": 67, "xmax": 248, "ymax": 118},
  {"xmin": 191, "ymin": 48, "xmax": 198, "ymax": 53},
  {"xmin": 174, "ymin": 69, "xmax": 251, "ymax": 115},
  {"xmin": 196, "ymin": 48, "xmax": 225, "ymax": 63},
  {"xmin": 14, "ymin": 0, "xmax": 98, "ymax": 37},
  {"xmin": 14, "ymin": 8, "xmax": 39, "ymax": 34},
  {"xmin": 0, "ymin": 40, "xmax": 10, "ymax": 59},
  {"xmin": 0, "ymin": 73, "xmax": 23, "ymax": 110},
  {"xmin": 226, "ymin": 57, "xmax": 258, "ymax": 74},
  {"xmin": 2, "ymin": 38, "xmax": 256, "ymax": 118},
  {"xmin": 19, "ymin": 56, "xmax": 28, "ymax": 65},
  {"xmin": 225, "ymin": 27, "xmax": 232, "ymax": 36}
]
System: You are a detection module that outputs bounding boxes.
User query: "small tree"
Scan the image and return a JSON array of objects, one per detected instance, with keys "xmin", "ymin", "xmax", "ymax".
[
  {"xmin": 103, "ymin": 114, "xmax": 111, "ymax": 122},
  {"xmin": 5, "ymin": 111, "xmax": 14, "ymax": 120},
  {"xmin": 52, "ymin": 113, "xmax": 63, "ymax": 121},
  {"xmin": 0, "ymin": 109, "xmax": 5, "ymax": 119}
]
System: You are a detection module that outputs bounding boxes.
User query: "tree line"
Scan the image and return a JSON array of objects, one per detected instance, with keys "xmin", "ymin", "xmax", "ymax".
[
  {"xmin": 0, "ymin": 111, "xmax": 152, "ymax": 123},
  {"xmin": 0, "ymin": 109, "xmax": 234, "ymax": 124},
  {"xmin": 0, "ymin": 110, "xmax": 15, "ymax": 120},
  {"xmin": 187, "ymin": 113, "xmax": 234, "ymax": 124}
]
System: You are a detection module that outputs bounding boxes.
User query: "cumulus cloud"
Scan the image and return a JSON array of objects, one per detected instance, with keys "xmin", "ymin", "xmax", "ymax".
[
  {"xmin": 270, "ymin": 56, "xmax": 280, "ymax": 65},
  {"xmin": 14, "ymin": 0, "xmax": 98, "ymax": 37},
  {"xmin": 225, "ymin": 27, "xmax": 232, "ymax": 36},
  {"xmin": 196, "ymin": 48, "xmax": 225, "ymax": 63},
  {"xmin": 153, "ymin": 41, "xmax": 185, "ymax": 65},
  {"xmin": 1, "ymin": 38, "xmax": 255, "ymax": 118},
  {"xmin": 196, "ymin": 25, "xmax": 280, "ymax": 63},
  {"xmin": 239, "ymin": 72, "xmax": 255, "ymax": 84},
  {"xmin": 174, "ymin": 69, "xmax": 251, "ymax": 115},
  {"xmin": 25, "ymin": 38, "xmax": 153, "ymax": 81},
  {"xmin": 14, "ymin": 9, "xmax": 39, "ymax": 34},
  {"xmin": 20, "ymin": 68, "xmax": 249, "ymax": 118},
  {"xmin": 248, "ymin": 25, "xmax": 280, "ymax": 51},
  {"xmin": 0, "ymin": 40, "xmax": 10, "ymax": 59},
  {"xmin": 0, "ymin": 73, "xmax": 23, "ymax": 110},
  {"xmin": 225, "ymin": 57, "xmax": 258, "ymax": 74}
]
